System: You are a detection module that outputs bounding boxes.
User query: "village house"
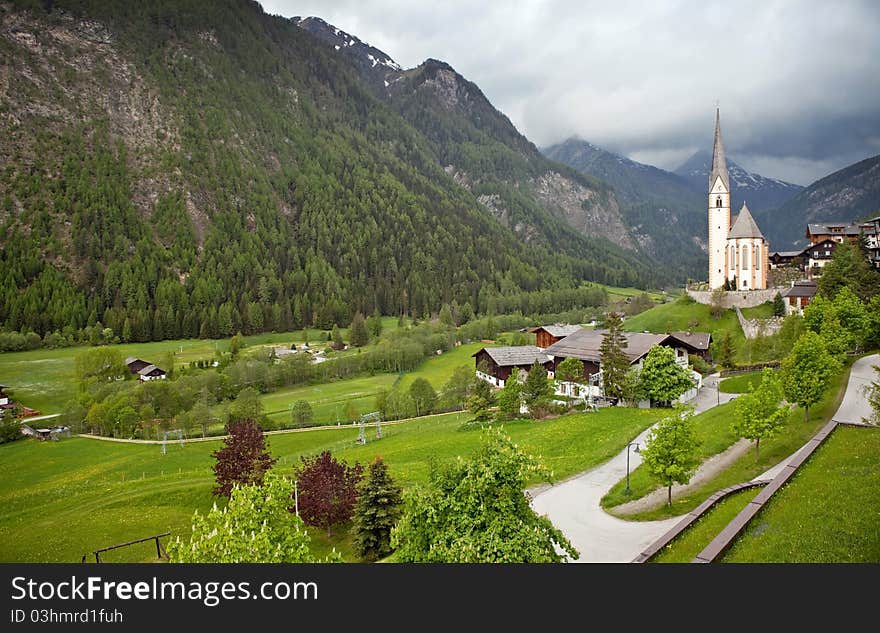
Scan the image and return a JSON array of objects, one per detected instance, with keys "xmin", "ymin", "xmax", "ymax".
[
  {"xmin": 125, "ymin": 357, "xmax": 167, "ymax": 382},
  {"xmin": 802, "ymin": 238, "xmax": 838, "ymax": 278},
  {"xmin": 781, "ymin": 279, "xmax": 818, "ymax": 315},
  {"xmin": 472, "ymin": 346, "xmax": 552, "ymax": 388},
  {"xmin": 531, "ymin": 324, "xmax": 583, "ymax": 348},
  {"xmin": 474, "ymin": 327, "xmax": 708, "ymax": 405}
]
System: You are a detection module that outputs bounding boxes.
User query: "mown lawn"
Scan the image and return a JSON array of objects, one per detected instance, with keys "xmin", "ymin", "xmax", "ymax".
[
  {"xmin": 721, "ymin": 426, "xmax": 880, "ymax": 562},
  {"xmin": 650, "ymin": 487, "xmax": 762, "ymax": 563},
  {"xmin": 612, "ymin": 361, "xmax": 853, "ymax": 521},
  {"xmin": 0, "ymin": 406, "xmax": 664, "ymax": 562},
  {"xmin": 719, "ymin": 371, "xmax": 763, "ymax": 394},
  {"xmin": 601, "ymin": 400, "xmax": 741, "ymax": 509}
]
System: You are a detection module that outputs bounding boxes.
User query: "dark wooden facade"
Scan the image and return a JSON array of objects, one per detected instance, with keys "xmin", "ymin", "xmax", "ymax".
[
  {"xmin": 551, "ymin": 357, "xmax": 599, "ymax": 382},
  {"xmin": 535, "ymin": 329, "xmax": 562, "ymax": 349},
  {"xmin": 474, "ymin": 349, "xmax": 552, "ymax": 384}
]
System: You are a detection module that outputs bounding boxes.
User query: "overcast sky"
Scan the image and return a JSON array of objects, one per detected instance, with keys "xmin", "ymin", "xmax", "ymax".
[{"xmin": 259, "ymin": 0, "xmax": 880, "ymax": 185}]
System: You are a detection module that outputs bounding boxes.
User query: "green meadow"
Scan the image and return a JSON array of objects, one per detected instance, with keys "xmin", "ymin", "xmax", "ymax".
[{"xmin": 0, "ymin": 406, "xmax": 665, "ymax": 563}]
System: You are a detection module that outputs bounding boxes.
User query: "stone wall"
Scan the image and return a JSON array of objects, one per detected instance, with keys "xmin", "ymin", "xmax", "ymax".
[
  {"xmin": 686, "ymin": 288, "xmax": 779, "ymax": 309},
  {"xmin": 735, "ymin": 306, "xmax": 784, "ymax": 339}
]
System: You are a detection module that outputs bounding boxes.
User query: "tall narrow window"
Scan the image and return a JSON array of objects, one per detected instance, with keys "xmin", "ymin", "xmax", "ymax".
[
  {"xmin": 755, "ymin": 244, "xmax": 761, "ymax": 270},
  {"xmin": 742, "ymin": 245, "xmax": 749, "ymax": 269},
  {"xmin": 716, "ymin": 196, "xmax": 722, "ymax": 208}
]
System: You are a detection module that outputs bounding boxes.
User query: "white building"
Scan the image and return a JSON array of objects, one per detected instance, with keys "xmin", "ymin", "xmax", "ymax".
[{"xmin": 708, "ymin": 109, "xmax": 770, "ymax": 290}]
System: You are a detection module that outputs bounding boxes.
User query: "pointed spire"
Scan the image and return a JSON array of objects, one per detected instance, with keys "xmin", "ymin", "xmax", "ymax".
[
  {"xmin": 709, "ymin": 107, "xmax": 730, "ymax": 191},
  {"xmin": 728, "ymin": 202, "xmax": 764, "ymax": 239}
]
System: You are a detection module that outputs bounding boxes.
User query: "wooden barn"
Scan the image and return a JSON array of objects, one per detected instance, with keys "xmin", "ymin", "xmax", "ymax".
[
  {"xmin": 530, "ymin": 324, "xmax": 583, "ymax": 349},
  {"xmin": 472, "ymin": 346, "xmax": 552, "ymax": 388}
]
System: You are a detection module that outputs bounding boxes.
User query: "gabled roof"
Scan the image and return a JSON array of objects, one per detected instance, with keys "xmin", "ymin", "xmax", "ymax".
[
  {"xmin": 783, "ymin": 282, "xmax": 818, "ymax": 299},
  {"xmin": 668, "ymin": 331, "xmax": 712, "ymax": 351},
  {"xmin": 807, "ymin": 222, "xmax": 877, "ymax": 236},
  {"xmin": 530, "ymin": 324, "xmax": 582, "ymax": 338},
  {"xmin": 473, "ymin": 346, "xmax": 550, "ymax": 367},
  {"xmin": 728, "ymin": 202, "xmax": 764, "ymax": 240},
  {"xmin": 770, "ymin": 251, "xmax": 804, "ymax": 258},
  {"xmin": 709, "ymin": 108, "xmax": 730, "ymax": 191},
  {"xmin": 137, "ymin": 364, "xmax": 165, "ymax": 376},
  {"xmin": 544, "ymin": 329, "xmax": 669, "ymax": 364}
]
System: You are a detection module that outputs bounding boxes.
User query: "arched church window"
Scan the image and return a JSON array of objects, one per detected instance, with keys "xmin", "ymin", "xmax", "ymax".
[
  {"xmin": 755, "ymin": 245, "xmax": 760, "ymax": 270},
  {"xmin": 742, "ymin": 245, "xmax": 749, "ymax": 269},
  {"xmin": 716, "ymin": 196, "xmax": 722, "ymax": 208}
]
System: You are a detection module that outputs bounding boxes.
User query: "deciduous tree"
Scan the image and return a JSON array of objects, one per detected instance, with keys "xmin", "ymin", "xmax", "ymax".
[
  {"xmin": 495, "ymin": 377, "xmax": 522, "ymax": 420},
  {"xmin": 466, "ymin": 378, "xmax": 495, "ymax": 423},
  {"xmin": 295, "ymin": 451, "xmax": 363, "ymax": 536},
  {"xmin": 212, "ymin": 419, "xmax": 276, "ymax": 497},
  {"xmin": 733, "ymin": 368, "xmax": 787, "ymax": 460},
  {"xmin": 641, "ymin": 407, "xmax": 700, "ymax": 506},
  {"xmin": 391, "ymin": 428, "xmax": 578, "ymax": 562},
  {"xmin": 291, "ymin": 399, "xmax": 314, "ymax": 427},
  {"xmin": 408, "ymin": 377, "xmax": 437, "ymax": 417},
  {"xmin": 168, "ymin": 472, "xmax": 336, "ymax": 563},
  {"xmin": 638, "ymin": 345, "xmax": 694, "ymax": 405},
  {"xmin": 781, "ymin": 330, "xmax": 841, "ymax": 422}
]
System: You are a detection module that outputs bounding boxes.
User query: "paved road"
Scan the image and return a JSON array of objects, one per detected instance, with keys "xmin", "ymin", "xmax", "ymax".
[
  {"xmin": 754, "ymin": 353, "xmax": 879, "ymax": 482},
  {"xmin": 530, "ymin": 374, "xmax": 737, "ymax": 563}
]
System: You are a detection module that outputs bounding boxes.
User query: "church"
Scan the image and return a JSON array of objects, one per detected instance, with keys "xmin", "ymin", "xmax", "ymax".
[{"xmin": 707, "ymin": 109, "xmax": 769, "ymax": 290}]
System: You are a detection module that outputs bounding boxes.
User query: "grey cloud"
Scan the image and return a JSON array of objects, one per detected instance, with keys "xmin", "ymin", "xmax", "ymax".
[{"xmin": 260, "ymin": 0, "xmax": 880, "ymax": 185}]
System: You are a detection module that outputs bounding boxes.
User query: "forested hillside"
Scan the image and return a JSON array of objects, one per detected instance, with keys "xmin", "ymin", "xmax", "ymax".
[{"xmin": 0, "ymin": 0, "xmax": 669, "ymax": 345}]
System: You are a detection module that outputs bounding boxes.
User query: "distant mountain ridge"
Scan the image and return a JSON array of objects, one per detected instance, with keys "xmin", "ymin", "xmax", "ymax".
[
  {"xmin": 542, "ymin": 138, "xmax": 708, "ymax": 279},
  {"xmin": 755, "ymin": 154, "xmax": 880, "ymax": 249},
  {"xmin": 674, "ymin": 149, "xmax": 803, "ymax": 215}
]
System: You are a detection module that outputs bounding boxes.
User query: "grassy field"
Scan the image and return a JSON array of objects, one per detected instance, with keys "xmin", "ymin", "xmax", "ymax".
[
  {"xmin": 0, "ymin": 318, "xmax": 405, "ymax": 416},
  {"xmin": 719, "ymin": 371, "xmax": 763, "ymax": 394},
  {"xmin": 622, "ymin": 298, "xmax": 775, "ymax": 365},
  {"xmin": 259, "ymin": 342, "xmax": 485, "ymax": 428},
  {"xmin": 0, "ymin": 406, "xmax": 665, "ymax": 562},
  {"xmin": 722, "ymin": 426, "xmax": 880, "ymax": 562},
  {"xmin": 650, "ymin": 486, "xmax": 762, "ymax": 563},
  {"xmin": 610, "ymin": 361, "xmax": 853, "ymax": 521},
  {"xmin": 602, "ymin": 401, "xmax": 741, "ymax": 508}
]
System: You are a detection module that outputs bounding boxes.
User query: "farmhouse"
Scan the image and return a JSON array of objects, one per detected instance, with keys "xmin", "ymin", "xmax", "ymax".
[
  {"xmin": 802, "ymin": 238, "xmax": 838, "ymax": 277},
  {"xmin": 781, "ymin": 279, "xmax": 818, "ymax": 314},
  {"xmin": 125, "ymin": 357, "xmax": 167, "ymax": 381},
  {"xmin": 474, "ymin": 329, "xmax": 706, "ymax": 403},
  {"xmin": 531, "ymin": 324, "xmax": 583, "ymax": 349},
  {"xmin": 472, "ymin": 346, "xmax": 552, "ymax": 388}
]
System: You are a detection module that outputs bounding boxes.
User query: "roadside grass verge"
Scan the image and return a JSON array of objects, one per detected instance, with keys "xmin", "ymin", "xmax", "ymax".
[
  {"xmin": 721, "ymin": 425, "xmax": 880, "ymax": 562},
  {"xmin": 603, "ymin": 360, "xmax": 852, "ymax": 521}
]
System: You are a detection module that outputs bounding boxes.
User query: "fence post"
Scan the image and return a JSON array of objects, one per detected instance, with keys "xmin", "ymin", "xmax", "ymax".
[{"xmin": 155, "ymin": 536, "xmax": 162, "ymax": 559}]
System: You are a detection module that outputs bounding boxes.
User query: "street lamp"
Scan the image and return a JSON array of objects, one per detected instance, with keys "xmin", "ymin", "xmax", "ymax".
[{"xmin": 625, "ymin": 442, "xmax": 640, "ymax": 494}]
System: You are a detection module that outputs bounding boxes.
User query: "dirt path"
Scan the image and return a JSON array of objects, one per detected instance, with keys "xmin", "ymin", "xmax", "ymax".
[{"xmin": 612, "ymin": 438, "xmax": 753, "ymax": 515}]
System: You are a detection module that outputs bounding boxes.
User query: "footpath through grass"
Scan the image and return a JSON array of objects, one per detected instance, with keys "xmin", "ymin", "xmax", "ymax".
[
  {"xmin": 650, "ymin": 486, "xmax": 762, "ymax": 563},
  {"xmin": 602, "ymin": 401, "xmax": 741, "ymax": 509},
  {"xmin": 721, "ymin": 425, "xmax": 880, "ymax": 562},
  {"xmin": 0, "ymin": 407, "xmax": 664, "ymax": 562},
  {"xmin": 603, "ymin": 360, "xmax": 853, "ymax": 521}
]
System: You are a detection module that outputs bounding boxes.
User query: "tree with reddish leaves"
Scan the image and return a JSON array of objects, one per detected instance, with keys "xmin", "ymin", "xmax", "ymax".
[
  {"xmin": 295, "ymin": 451, "xmax": 363, "ymax": 536},
  {"xmin": 212, "ymin": 419, "xmax": 277, "ymax": 497}
]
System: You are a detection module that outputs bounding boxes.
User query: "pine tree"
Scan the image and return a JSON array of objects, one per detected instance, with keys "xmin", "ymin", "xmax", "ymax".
[
  {"xmin": 772, "ymin": 292, "xmax": 786, "ymax": 317},
  {"xmin": 349, "ymin": 312, "xmax": 368, "ymax": 347},
  {"xmin": 331, "ymin": 324, "xmax": 344, "ymax": 350},
  {"xmin": 599, "ymin": 312, "xmax": 629, "ymax": 400},
  {"xmin": 353, "ymin": 457, "xmax": 403, "ymax": 561}
]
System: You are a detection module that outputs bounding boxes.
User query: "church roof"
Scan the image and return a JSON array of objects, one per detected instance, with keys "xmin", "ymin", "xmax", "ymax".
[
  {"xmin": 728, "ymin": 202, "xmax": 764, "ymax": 240},
  {"xmin": 709, "ymin": 108, "xmax": 730, "ymax": 191}
]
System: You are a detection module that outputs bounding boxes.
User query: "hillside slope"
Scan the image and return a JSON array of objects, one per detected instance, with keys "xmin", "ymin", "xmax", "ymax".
[
  {"xmin": 543, "ymin": 138, "xmax": 707, "ymax": 279},
  {"xmin": 0, "ymin": 0, "xmax": 666, "ymax": 342},
  {"xmin": 756, "ymin": 154, "xmax": 880, "ymax": 249}
]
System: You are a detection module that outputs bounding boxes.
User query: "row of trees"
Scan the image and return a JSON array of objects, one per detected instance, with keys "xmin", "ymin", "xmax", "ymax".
[{"xmin": 176, "ymin": 419, "xmax": 573, "ymax": 563}]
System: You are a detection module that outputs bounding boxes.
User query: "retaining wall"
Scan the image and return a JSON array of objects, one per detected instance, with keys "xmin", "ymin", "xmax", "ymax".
[{"xmin": 686, "ymin": 288, "xmax": 779, "ymax": 309}]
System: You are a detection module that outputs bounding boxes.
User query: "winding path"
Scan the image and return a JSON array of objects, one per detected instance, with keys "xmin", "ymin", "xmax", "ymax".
[{"xmin": 529, "ymin": 374, "xmax": 737, "ymax": 562}]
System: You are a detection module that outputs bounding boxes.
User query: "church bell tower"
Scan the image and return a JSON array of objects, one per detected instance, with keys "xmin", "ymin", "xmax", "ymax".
[{"xmin": 708, "ymin": 108, "xmax": 731, "ymax": 289}]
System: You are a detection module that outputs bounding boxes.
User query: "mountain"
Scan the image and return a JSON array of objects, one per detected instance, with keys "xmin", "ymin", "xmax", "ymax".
[
  {"xmin": 542, "ymin": 138, "xmax": 707, "ymax": 279},
  {"xmin": 293, "ymin": 19, "xmax": 637, "ymax": 253},
  {"xmin": 756, "ymin": 154, "xmax": 880, "ymax": 249},
  {"xmin": 674, "ymin": 149, "xmax": 802, "ymax": 215},
  {"xmin": 0, "ymin": 0, "xmax": 665, "ymax": 342}
]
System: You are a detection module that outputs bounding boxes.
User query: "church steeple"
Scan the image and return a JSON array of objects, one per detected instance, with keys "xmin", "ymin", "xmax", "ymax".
[{"xmin": 709, "ymin": 107, "xmax": 730, "ymax": 191}]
